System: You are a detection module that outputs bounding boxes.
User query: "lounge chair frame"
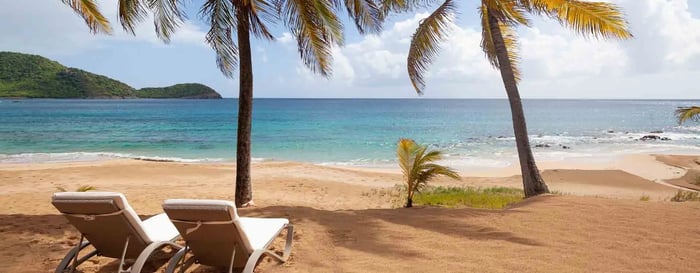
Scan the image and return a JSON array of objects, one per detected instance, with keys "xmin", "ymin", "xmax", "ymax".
[
  {"xmin": 163, "ymin": 199, "xmax": 294, "ymax": 273},
  {"xmin": 53, "ymin": 193, "xmax": 182, "ymax": 273}
]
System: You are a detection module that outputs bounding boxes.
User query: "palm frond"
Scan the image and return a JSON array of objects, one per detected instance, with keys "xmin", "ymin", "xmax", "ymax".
[
  {"xmin": 61, "ymin": 0, "xmax": 113, "ymax": 34},
  {"xmin": 481, "ymin": 5, "xmax": 521, "ymax": 82},
  {"xmin": 482, "ymin": 0, "xmax": 529, "ymax": 26},
  {"xmin": 526, "ymin": 0, "xmax": 632, "ymax": 39},
  {"xmin": 146, "ymin": 0, "xmax": 186, "ymax": 42},
  {"xmin": 201, "ymin": 0, "xmax": 238, "ymax": 77},
  {"xmin": 279, "ymin": 0, "xmax": 343, "ymax": 76},
  {"xmin": 407, "ymin": 0, "xmax": 456, "ymax": 94},
  {"xmin": 379, "ymin": 0, "xmax": 437, "ymax": 15},
  {"xmin": 118, "ymin": 0, "xmax": 149, "ymax": 35},
  {"xmin": 397, "ymin": 138, "xmax": 416, "ymax": 178},
  {"xmin": 244, "ymin": 0, "xmax": 277, "ymax": 40},
  {"xmin": 676, "ymin": 106, "xmax": 700, "ymax": 125},
  {"xmin": 345, "ymin": 0, "xmax": 383, "ymax": 34}
]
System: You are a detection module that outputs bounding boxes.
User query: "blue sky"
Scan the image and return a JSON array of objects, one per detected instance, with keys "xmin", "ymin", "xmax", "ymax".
[{"xmin": 1, "ymin": 0, "xmax": 699, "ymax": 99}]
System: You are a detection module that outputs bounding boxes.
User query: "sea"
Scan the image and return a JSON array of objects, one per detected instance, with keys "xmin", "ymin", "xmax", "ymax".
[{"xmin": 1, "ymin": 99, "xmax": 700, "ymax": 169}]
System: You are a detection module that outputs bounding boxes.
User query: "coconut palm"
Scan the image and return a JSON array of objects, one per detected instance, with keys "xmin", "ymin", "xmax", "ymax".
[
  {"xmin": 397, "ymin": 138, "xmax": 460, "ymax": 207},
  {"xmin": 62, "ymin": 0, "xmax": 384, "ymax": 207},
  {"xmin": 676, "ymin": 106, "xmax": 700, "ymax": 125},
  {"xmin": 383, "ymin": 0, "xmax": 632, "ymax": 197}
]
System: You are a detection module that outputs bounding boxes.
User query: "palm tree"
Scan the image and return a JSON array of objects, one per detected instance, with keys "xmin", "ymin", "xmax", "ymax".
[
  {"xmin": 383, "ymin": 0, "xmax": 632, "ymax": 197},
  {"xmin": 397, "ymin": 138, "xmax": 460, "ymax": 207},
  {"xmin": 62, "ymin": 0, "xmax": 384, "ymax": 207},
  {"xmin": 676, "ymin": 106, "xmax": 700, "ymax": 125}
]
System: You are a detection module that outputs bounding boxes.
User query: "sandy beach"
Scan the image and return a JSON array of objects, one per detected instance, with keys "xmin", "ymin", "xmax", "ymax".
[{"xmin": 1, "ymin": 154, "xmax": 700, "ymax": 272}]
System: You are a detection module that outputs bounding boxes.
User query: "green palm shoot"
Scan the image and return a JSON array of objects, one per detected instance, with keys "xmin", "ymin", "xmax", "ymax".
[
  {"xmin": 676, "ymin": 106, "xmax": 700, "ymax": 125},
  {"xmin": 397, "ymin": 138, "xmax": 460, "ymax": 208}
]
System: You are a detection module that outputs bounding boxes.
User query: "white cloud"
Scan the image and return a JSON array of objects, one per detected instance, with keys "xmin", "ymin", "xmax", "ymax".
[
  {"xmin": 0, "ymin": 0, "xmax": 206, "ymax": 56},
  {"xmin": 289, "ymin": 0, "xmax": 700, "ymax": 98},
  {"xmin": 278, "ymin": 32, "xmax": 294, "ymax": 44}
]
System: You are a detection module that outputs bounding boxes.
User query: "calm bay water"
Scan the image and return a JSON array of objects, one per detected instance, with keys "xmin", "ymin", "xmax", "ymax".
[{"xmin": 1, "ymin": 99, "xmax": 700, "ymax": 167}]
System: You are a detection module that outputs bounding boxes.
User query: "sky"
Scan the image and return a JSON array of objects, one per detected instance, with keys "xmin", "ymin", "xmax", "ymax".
[{"xmin": 1, "ymin": 0, "xmax": 699, "ymax": 99}]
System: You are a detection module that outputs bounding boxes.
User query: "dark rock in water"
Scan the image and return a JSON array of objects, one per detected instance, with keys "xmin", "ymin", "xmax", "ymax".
[
  {"xmin": 535, "ymin": 144, "xmax": 551, "ymax": 148},
  {"xmin": 562, "ymin": 145, "xmax": 571, "ymax": 149},
  {"xmin": 640, "ymin": 135, "xmax": 661, "ymax": 141},
  {"xmin": 650, "ymin": 130, "xmax": 663, "ymax": 134},
  {"xmin": 497, "ymin": 136, "xmax": 507, "ymax": 139},
  {"xmin": 607, "ymin": 130, "xmax": 615, "ymax": 133},
  {"xmin": 661, "ymin": 137, "xmax": 671, "ymax": 141}
]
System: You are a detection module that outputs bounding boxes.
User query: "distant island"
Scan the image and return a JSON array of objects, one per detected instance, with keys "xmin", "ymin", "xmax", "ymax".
[{"xmin": 0, "ymin": 52, "xmax": 222, "ymax": 99}]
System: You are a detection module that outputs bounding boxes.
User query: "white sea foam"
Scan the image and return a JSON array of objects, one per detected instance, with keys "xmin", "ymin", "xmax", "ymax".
[{"xmin": 0, "ymin": 152, "xmax": 227, "ymax": 164}]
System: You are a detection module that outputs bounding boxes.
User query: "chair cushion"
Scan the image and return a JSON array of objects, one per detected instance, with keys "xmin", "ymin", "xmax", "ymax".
[{"xmin": 238, "ymin": 217, "xmax": 289, "ymax": 250}]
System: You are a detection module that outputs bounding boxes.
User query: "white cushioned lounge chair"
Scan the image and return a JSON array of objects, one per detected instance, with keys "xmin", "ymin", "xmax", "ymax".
[
  {"xmin": 52, "ymin": 192, "xmax": 182, "ymax": 273},
  {"xmin": 162, "ymin": 199, "xmax": 293, "ymax": 273}
]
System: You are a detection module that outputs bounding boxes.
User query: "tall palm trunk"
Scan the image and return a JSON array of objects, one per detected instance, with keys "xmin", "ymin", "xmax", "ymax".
[
  {"xmin": 487, "ymin": 13, "xmax": 549, "ymax": 197},
  {"xmin": 235, "ymin": 6, "xmax": 254, "ymax": 207}
]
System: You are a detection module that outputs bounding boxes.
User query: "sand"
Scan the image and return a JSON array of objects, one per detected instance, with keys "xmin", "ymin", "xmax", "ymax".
[{"xmin": 1, "ymin": 154, "xmax": 700, "ymax": 272}]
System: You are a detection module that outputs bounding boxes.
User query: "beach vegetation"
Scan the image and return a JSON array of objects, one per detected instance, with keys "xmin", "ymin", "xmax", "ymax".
[
  {"xmin": 55, "ymin": 185, "xmax": 97, "ymax": 192},
  {"xmin": 639, "ymin": 195, "xmax": 650, "ymax": 201},
  {"xmin": 676, "ymin": 106, "xmax": 700, "ymax": 125},
  {"xmin": 414, "ymin": 186, "xmax": 524, "ymax": 209},
  {"xmin": 383, "ymin": 0, "xmax": 633, "ymax": 197},
  {"xmin": 397, "ymin": 138, "xmax": 460, "ymax": 208},
  {"xmin": 670, "ymin": 190, "xmax": 700, "ymax": 202},
  {"xmin": 62, "ymin": 0, "xmax": 385, "ymax": 207}
]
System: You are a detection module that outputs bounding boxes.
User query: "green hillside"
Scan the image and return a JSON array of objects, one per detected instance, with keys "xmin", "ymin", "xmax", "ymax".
[
  {"xmin": 136, "ymin": 83, "xmax": 222, "ymax": 99},
  {"xmin": 0, "ymin": 52, "xmax": 221, "ymax": 99}
]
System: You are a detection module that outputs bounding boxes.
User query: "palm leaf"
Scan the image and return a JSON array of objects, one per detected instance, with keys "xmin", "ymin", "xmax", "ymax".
[
  {"xmin": 676, "ymin": 106, "xmax": 700, "ymax": 125},
  {"xmin": 525, "ymin": 0, "xmax": 632, "ymax": 39},
  {"xmin": 345, "ymin": 0, "xmax": 383, "ymax": 34},
  {"xmin": 118, "ymin": 0, "xmax": 149, "ymax": 34},
  {"xmin": 407, "ymin": 0, "xmax": 456, "ymax": 94},
  {"xmin": 278, "ymin": 0, "xmax": 344, "ymax": 76},
  {"xmin": 481, "ymin": 4, "xmax": 522, "ymax": 82},
  {"xmin": 482, "ymin": 0, "xmax": 530, "ymax": 26},
  {"xmin": 201, "ymin": 0, "xmax": 238, "ymax": 77},
  {"xmin": 397, "ymin": 138, "xmax": 416, "ymax": 179},
  {"xmin": 380, "ymin": 0, "xmax": 437, "ymax": 15},
  {"xmin": 146, "ymin": 0, "xmax": 186, "ymax": 42},
  {"xmin": 61, "ymin": 0, "xmax": 113, "ymax": 34},
  {"xmin": 247, "ymin": 0, "xmax": 277, "ymax": 40}
]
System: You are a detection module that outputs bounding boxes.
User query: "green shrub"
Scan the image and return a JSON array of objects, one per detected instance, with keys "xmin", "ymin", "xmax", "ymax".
[
  {"xmin": 639, "ymin": 195, "xmax": 651, "ymax": 201},
  {"xmin": 671, "ymin": 190, "xmax": 700, "ymax": 202},
  {"xmin": 413, "ymin": 186, "xmax": 524, "ymax": 209}
]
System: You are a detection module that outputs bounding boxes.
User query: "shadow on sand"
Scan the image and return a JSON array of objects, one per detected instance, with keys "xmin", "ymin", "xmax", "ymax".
[{"xmin": 1, "ymin": 199, "xmax": 546, "ymax": 272}]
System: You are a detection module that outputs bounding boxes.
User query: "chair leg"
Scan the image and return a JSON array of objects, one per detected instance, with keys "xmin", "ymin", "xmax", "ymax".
[
  {"xmin": 242, "ymin": 224, "xmax": 294, "ymax": 273},
  {"xmin": 118, "ymin": 236, "xmax": 131, "ymax": 273},
  {"xmin": 130, "ymin": 241, "xmax": 182, "ymax": 273},
  {"xmin": 55, "ymin": 235, "xmax": 97, "ymax": 273},
  {"xmin": 165, "ymin": 246, "xmax": 195, "ymax": 273}
]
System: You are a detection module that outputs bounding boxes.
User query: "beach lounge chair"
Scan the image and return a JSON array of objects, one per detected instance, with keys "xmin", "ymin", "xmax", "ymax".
[
  {"xmin": 51, "ymin": 192, "xmax": 182, "ymax": 273},
  {"xmin": 162, "ymin": 199, "xmax": 293, "ymax": 273}
]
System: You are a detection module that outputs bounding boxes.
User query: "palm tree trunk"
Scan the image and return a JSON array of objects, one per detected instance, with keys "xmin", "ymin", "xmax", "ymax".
[
  {"xmin": 235, "ymin": 6, "xmax": 253, "ymax": 207},
  {"xmin": 487, "ymin": 13, "xmax": 549, "ymax": 197},
  {"xmin": 405, "ymin": 197, "xmax": 413, "ymax": 208}
]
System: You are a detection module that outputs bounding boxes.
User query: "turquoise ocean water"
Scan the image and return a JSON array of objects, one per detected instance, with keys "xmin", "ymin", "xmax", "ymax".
[{"xmin": 1, "ymin": 99, "xmax": 700, "ymax": 168}]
